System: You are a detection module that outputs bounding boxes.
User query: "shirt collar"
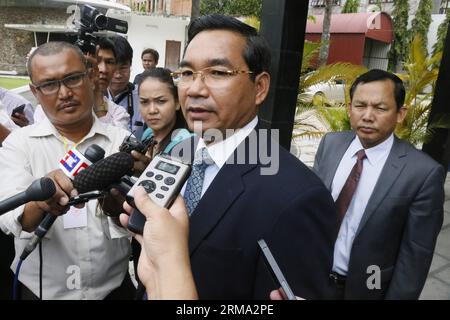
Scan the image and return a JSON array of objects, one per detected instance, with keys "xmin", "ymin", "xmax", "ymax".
[
  {"xmin": 196, "ymin": 116, "xmax": 258, "ymax": 169},
  {"xmin": 29, "ymin": 113, "xmax": 111, "ymax": 144},
  {"xmin": 349, "ymin": 133, "xmax": 394, "ymax": 166}
]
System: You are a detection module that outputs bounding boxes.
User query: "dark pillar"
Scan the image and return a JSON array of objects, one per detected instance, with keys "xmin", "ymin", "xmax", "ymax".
[
  {"xmin": 422, "ymin": 21, "xmax": 450, "ymax": 174},
  {"xmin": 258, "ymin": 0, "xmax": 309, "ymax": 151}
]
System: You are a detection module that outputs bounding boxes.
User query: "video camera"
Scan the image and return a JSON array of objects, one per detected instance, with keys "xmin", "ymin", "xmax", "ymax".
[{"xmin": 74, "ymin": 4, "xmax": 128, "ymax": 54}]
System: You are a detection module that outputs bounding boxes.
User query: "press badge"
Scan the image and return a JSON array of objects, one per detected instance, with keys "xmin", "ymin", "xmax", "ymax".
[{"xmin": 63, "ymin": 206, "xmax": 88, "ymax": 229}]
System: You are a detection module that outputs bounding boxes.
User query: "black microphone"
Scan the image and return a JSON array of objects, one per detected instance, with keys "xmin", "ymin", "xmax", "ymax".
[
  {"xmin": 20, "ymin": 144, "xmax": 106, "ymax": 260},
  {"xmin": 0, "ymin": 178, "xmax": 56, "ymax": 215},
  {"xmin": 73, "ymin": 152, "xmax": 134, "ymax": 193}
]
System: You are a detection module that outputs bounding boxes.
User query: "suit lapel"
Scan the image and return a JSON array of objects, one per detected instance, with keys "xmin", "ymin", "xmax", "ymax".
[
  {"xmin": 188, "ymin": 129, "xmax": 261, "ymax": 254},
  {"xmin": 355, "ymin": 137, "xmax": 408, "ymax": 237},
  {"xmin": 323, "ymin": 132, "xmax": 355, "ymax": 190},
  {"xmin": 188, "ymin": 162, "xmax": 256, "ymax": 254}
]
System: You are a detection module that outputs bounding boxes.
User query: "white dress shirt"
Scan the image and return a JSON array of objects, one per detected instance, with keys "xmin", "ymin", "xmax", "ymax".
[
  {"xmin": 332, "ymin": 134, "xmax": 394, "ymax": 275},
  {"xmin": 0, "ymin": 116, "xmax": 131, "ymax": 299},
  {"xmin": 181, "ymin": 117, "xmax": 258, "ymax": 198}
]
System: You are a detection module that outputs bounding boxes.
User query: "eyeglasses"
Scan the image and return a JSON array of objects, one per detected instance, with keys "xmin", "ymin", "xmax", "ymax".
[
  {"xmin": 171, "ymin": 67, "xmax": 254, "ymax": 88},
  {"xmin": 32, "ymin": 72, "xmax": 87, "ymax": 96}
]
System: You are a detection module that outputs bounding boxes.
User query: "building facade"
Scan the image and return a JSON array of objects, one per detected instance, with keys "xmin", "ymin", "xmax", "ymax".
[
  {"xmin": 116, "ymin": 0, "xmax": 191, "ymax": 16},
  {"xmin": 308, "ymin": 0, "xmax": 443, "ymax": 16}
]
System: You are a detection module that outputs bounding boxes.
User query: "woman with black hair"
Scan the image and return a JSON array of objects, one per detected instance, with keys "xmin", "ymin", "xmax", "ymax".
[{"xmin": 132, "ymin": 67, "xmax": 193, "ymax": 176}]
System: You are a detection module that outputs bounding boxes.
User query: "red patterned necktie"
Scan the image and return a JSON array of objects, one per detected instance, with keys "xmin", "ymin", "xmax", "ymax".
[{"xmin": 335, "ymin": 149, "xmax": 366, "ymax": 226}]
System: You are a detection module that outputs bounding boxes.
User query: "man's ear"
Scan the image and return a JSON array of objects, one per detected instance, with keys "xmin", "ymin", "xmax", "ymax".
[
  {"xmin": 254, "ymin": 72, "xmax": 270, "ymax": 106},
  {"xmin": 397, "ymin": 105, "xmax": 408, "ymax": 123},
  {"xmin": 86, "ymin": 68, "xmax": 97, "ymax": 90},
  {"xmin": 347, "ymin": 102, "xmax": 352, "ymax": 118}
]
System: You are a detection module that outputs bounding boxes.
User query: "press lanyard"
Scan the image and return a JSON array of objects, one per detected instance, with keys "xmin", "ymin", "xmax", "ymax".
[{"xmin": 61, "ymin": 134, "xmax": 78, "ymax": 152}]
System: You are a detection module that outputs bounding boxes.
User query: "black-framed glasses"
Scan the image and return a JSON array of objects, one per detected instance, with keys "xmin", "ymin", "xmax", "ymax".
[
  {"xmin": 32, "ymin": 72, "xmax": 88, "ymax": 96},
  {"xmin": 171, "ymin": 67, "xmax": 254, "ymax": 88}
]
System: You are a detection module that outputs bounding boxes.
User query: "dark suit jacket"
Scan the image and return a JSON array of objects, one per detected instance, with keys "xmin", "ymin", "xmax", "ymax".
[
  {"xmin": 313, "ymin": 131, "xmax": 444, "ymax": 299},
  {"xmin": 172, "ymin": 128, "xmax": 337, "ymax": 299}
]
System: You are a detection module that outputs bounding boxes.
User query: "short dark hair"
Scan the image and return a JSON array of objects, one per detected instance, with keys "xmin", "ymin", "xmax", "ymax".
[
  {"xmin": 350, "ymin": 69, "xmax": 406, "ymax": 110},
  {"xmin": 97, "ymin": 37, "xmax": 116, "ymax": 59},
  {"xmin": 111, "ymin": 36, "xmax": 133, "ymax": 65},
  {"xmin": 141, "ymin": 48, "xmax": 159, "ymax": 64},
  {"xmin": 186, "ymin": 14, "xmax": 271, "ymax": 81},
  {"xmin": 138, "ymin": 67, "xmax": 177, "ymax": 101},
  {"xmin": 27, "ymin": 41, "xmax": 87, "ymax": 81}
]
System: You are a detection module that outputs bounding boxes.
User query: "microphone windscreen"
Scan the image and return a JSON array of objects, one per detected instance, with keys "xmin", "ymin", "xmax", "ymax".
[{"xmin": 73, "ymin": 152, "xmax": 134, "ymax": 193}]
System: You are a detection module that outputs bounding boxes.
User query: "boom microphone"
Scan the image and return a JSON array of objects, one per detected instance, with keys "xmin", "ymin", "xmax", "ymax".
[
  {"xmin": 73, "ymin": 152, "xmax": 134, "ymax": 193},
  {"xmin": 0, "ymin": 178, "xmax": 56, "ymax": 215}
]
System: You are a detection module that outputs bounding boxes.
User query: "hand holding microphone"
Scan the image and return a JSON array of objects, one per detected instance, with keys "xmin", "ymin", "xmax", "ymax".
[{"xmin": 20, "ymin": 144, "xmax": 105, "ymax": 233}]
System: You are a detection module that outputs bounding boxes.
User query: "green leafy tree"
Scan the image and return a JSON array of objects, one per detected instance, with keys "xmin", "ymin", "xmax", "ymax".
[
  {"xmin": 432, "ymin": 11, "xmax": 450, "ymax": 57},
  {"xmin": 409, "ymin": 0, "xmax": 432, "ymax": 50},
  {"xmin": 200, "ymin": 0, "xmax": 262, "ymax": 17},
  {"xmin": 396, "ymin": 35, "xmax": 443, "ymax": 146},
  {"xmin": 294, "ymin": 62, "xmax": 367, "ymax": 139},
  {"xmin": 388, "ymin": 0, "xmax": 410, "ymax": 71},
  {"xmin": 341, "ymin": 0, "xmax": 359, "ymax": 13}
]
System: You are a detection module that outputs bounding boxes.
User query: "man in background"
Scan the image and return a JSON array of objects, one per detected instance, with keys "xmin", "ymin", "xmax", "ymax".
[
  {"xmin": 108, "ymin": 36, "xmax": 144, "ymax": 139},
  {"xmin": 133, "ymin": 48, "xmax": 159, "ymax": 86},
  {"xmin": 313, "ymin": 69, "xmax": 444, "ymax": 299}
]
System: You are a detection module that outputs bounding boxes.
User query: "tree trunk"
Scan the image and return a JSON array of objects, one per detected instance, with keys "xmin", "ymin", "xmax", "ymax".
[
  {"xmin": 191, "ymin": 0, "xmax": 201, "ymax": 19},
  {"xmin": 318, "ymin": 0, "xmax": 333, "ymax": 67}
]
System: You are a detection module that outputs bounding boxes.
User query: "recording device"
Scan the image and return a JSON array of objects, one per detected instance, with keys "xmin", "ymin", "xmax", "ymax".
[
  {"xmin": 119, "ymin": 133, "xmax": 156, "ymax": 155},
  {"xmin": 257, "ymin": 239, "xmax": 296, "ymax": 300},
  {"xmin": 126, "ymin": 154, "xmax": 191, "ymax": 234},
  {"xmin": 0, "ymin": 178, "xmax": 56, "ymax": 215},
  {"xmin": 11, "ymin": 104, "xmax": 25, "ymax": 115},
  {"xmin": 74, "ymin": 4, "xmax": 128, "ymax": 54}
]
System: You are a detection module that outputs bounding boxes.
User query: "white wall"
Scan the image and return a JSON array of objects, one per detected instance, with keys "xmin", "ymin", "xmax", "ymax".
[
  {"xmin": 407, "ymin": 14, "xmax": 446, "ymax": 55},
  {"xmin": 428, "ymin": 14, "xmax": 446, "ymax": 54},
  {"xmin": 109, "ymin": 12, "xmax": 190, "ymax": 79}
]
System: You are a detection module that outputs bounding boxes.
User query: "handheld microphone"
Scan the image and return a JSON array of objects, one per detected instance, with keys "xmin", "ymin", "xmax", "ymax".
[
  {"xmin": 0, "ymin": 178, "xmax": 56, "ymax": 215},
  {"xmin": 20, "ymin": 144, "xmax": 106, "ymax": 260}
]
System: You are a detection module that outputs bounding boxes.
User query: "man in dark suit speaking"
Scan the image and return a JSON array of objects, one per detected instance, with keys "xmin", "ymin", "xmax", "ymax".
[
  {"xmin": 169, "ymin": 14, "xmax": 337, "ymax": 299},
  {"xmin": 313, "ymin": 69, "xmax": 444, "ymax": 299}
]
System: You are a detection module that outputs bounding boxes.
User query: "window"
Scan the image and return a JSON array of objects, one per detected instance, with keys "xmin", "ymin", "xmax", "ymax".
[
  {"xmin": 311, "ymin": 0, "xmax": 341, "ymax": 7},
  {"xmin": 440, "ymin": 0, "xmax": 450, "ymax": 13}
]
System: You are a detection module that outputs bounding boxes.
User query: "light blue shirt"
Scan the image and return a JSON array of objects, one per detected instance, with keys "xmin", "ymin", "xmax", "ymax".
[{"xmin": 331, "ymin": 134, "xmax": 394, "ymax": 275}]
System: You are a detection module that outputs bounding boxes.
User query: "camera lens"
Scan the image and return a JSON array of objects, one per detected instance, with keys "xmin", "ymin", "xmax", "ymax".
[{"xmin": 94, "ymin": 14, "xmax": 108, "ymax": 29}]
